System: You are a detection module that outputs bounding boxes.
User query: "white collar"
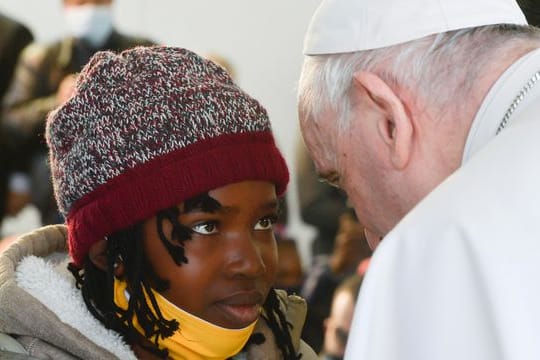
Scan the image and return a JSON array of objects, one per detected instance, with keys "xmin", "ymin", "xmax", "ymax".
[{"xmin": 462, "ymin": 48, "xmax": 540, "ymax": 163}]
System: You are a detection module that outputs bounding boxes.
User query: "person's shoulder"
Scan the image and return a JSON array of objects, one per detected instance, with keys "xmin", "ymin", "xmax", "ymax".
[
  {"xmin": 298, "ymin": 339, "xmax": 318, "ymax": 359},
  {"xmin": 273, "ymin": 291, "xmax": 319, "ymax": 359},
  {"xmin": 0, "ymin": 14, "xmax": 33, "ymax": 48},
  {"xmin": 273, "ymin": 289, "xmax": 308, "ymax": 338},
  {"xmin": 13, "ymin": 24, "xmax": 33, "ymax": 44},
  {"xmin": 0, "ymin": 13, "xmax": 22, "ymax": 32},
  {"xmin": 274, "ymin": 289, "xmax": 307, "ymax": 310},
  {"xmin": 253, "ymin": 290, "xmax": 316, "ymax": 359},
  {"xmin": 18, "ymin": 39, "xmax": 62, "ymax": 64},
  {"xmin": 0, "ymin": 225, "xmax": 68, "ymax": 265},
  {"xmin": 112, "ymin": 31, "xmax": 156, "ymax": 49}
]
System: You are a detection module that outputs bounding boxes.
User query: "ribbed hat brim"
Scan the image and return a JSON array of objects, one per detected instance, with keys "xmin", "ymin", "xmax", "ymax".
[{"xmin": 67, "ymin": 131, "xmax": 289, "ymax": 267}]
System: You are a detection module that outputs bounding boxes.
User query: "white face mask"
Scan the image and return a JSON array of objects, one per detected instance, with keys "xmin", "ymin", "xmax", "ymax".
[{"xmin": 64, "ymin": 4, "xmax": 113, "ymax": 47}]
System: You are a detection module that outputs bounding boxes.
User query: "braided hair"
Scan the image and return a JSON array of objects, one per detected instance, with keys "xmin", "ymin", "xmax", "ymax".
[{"xmin": 69, "ymin": 201, "xmax": 301, "ymax": 359}]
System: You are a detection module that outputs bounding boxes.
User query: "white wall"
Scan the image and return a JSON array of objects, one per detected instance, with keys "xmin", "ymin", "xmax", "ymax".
[{"xmin": 1, "ymin": 0, "xmax": 319, "ymax": 266}]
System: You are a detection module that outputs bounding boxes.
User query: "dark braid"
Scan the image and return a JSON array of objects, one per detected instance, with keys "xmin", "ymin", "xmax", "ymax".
[
  {"xmin": 156, "ymin": 207, "xmax": 190, "ymax": 265},
  {"xmin": 69, "ymin": 210, "xmax": 185, "ymax": 359}
]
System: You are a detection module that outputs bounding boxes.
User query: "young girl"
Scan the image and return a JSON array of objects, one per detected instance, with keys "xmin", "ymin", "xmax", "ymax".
[{"xmin": 0, "ymin": 46, "xmax": 316, "ymax": 359}]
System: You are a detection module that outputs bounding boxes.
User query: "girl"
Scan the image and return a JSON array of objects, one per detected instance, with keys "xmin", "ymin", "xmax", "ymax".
[{"xmin": 0, "ymin": 46, "xmax": 316, "ymax": 359}]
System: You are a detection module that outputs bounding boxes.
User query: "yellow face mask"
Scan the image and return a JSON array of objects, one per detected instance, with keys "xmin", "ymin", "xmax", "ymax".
[{"xmin": 114, "ymin": 279, "xmax": 257, "ymax": 360}]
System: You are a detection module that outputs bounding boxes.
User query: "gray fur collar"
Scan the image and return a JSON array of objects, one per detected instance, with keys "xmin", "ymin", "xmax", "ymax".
[{"xmin": 15, "ymin": 255, "xmax": 136, "ymax": 360}]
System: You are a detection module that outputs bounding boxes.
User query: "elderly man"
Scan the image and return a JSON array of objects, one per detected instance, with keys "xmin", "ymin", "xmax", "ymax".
[{"xmin": 298, "ymin": 0, "xmax": 540, "ymax": 359}]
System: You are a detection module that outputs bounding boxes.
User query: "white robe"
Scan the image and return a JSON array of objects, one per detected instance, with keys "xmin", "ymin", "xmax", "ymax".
[{"xmin": 345, "ymin": 48, "xmax": 540, "ymax": 360}]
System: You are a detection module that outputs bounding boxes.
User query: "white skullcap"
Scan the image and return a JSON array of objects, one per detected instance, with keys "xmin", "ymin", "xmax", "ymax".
[{"xmin": 304, "ymin": 0, "xmax": 527, "ymax": 55}]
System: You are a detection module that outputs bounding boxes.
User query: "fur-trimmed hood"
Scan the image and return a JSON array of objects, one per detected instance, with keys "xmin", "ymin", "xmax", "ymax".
[{"xmin": 0, "ymin": 225, "xmax": 134, "ymax": 359}]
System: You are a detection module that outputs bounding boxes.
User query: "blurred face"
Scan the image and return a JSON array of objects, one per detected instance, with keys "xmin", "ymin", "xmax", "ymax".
[
  {"xmin": 63, "ymin": 0, "xmax": 113, "ymax": 47},
  {"xmin": 275, "ymin": 241, "xmax": 304, "ymax": 293},
  {"xmin": 143, "ymin": 181, "xmax": 279, "ymax": 329}
]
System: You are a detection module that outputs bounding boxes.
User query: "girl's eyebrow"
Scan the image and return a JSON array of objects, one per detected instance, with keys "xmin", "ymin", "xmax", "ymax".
[
  {"xmin": 219, "ymin": 200, "xmax": 280, "ymax": 215},
  {"xmin": 184, "ymin": 195, "xmax": 280, "ymax": 215},
  {"xmin": 261, "ymin": 199, "xmax": 280, "ymax": 212},
  {"xmin": 183, "ymin": 193, "xmax": 222, "ymax": 213}
]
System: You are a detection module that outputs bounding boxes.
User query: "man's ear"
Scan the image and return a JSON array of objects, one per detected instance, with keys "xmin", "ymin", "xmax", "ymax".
[
  {"xmin": 352, "ymin": 71, "xmax": 413, "ymax": 169},
  {"xmin": 88, "ymin": 238, "xmax": 108, "ymax": 271}
]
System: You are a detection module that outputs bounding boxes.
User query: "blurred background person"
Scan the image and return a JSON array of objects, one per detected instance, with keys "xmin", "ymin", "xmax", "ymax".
[
  {"xmin": 275, "ymin": 235, "xmax": 305, "ymax": 295},
  {"xmin": 0, "ymin": 12, "xmax": 32, "ymax": 106},
  {"xmin": 321, "ymin": 274, "xmax": 364, "ymax": 360},
  {"xmin": 0, "ymin": 11, "xmax": 33, "ymax": 240},
  {"xmin": 2, "ymin": 0, "xmax": 155, "ymax": 226},
  {"xmin": 300, "ymin": 211, "xmax": 372, "ymax": 353}
]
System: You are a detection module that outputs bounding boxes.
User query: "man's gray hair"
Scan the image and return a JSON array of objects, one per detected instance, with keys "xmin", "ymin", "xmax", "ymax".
[{"xmin": 298, "ymin": 24, "xmax": 540, "ymax": 130}]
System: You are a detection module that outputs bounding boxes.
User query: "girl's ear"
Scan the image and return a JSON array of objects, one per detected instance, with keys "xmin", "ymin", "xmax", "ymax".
[
  {"xmin": 89, "ymin": 238, "xmax": 108, "ymax": 271},
  {"xmin": 89, "ymin": 238, "xmax": 126, "ymax": 277}
]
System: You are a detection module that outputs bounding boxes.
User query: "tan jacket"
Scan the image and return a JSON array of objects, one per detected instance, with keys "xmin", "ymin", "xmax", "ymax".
[
  {"xmin": 0, "ymin": 225, "xmax": 316, "ymax": 359},
  {"xmin": 2, "ymin": 32, "xmax": 154, "ymax": 140}
]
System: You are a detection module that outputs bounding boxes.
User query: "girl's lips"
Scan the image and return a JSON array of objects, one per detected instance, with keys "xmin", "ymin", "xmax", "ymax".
[
  {"xmin": 217, "ymin": 303, "xmax": 261, "ymax": 327},
  {"xmin": 216, "ymin": 291, "xmax": 264, "ymax": 328}
]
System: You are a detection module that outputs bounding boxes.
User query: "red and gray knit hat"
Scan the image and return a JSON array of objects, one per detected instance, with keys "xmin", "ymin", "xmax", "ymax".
[{"xmin": 46, "ymin": 46, "xmax": 289, "ymax": 267}]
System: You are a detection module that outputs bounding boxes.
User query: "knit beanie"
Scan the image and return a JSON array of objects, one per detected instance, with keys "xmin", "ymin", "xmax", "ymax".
[{"xmin": 46, "ymin": 46, "xmax": 289, "ymax": 267}]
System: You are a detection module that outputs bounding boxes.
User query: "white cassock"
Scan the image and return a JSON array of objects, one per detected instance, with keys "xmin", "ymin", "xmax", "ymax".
[{"xmin": 345, "ymin": 48, "xmax": 540, "ymax": 360}]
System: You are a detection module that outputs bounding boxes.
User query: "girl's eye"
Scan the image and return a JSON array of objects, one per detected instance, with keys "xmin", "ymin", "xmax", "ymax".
[
  {"xmin": 192, "ymin": 222, "xmax": 218, "ymax": 235},
  {"xmin": 254, "ymin": 216, "xmax": 277, "ymax": 231}
]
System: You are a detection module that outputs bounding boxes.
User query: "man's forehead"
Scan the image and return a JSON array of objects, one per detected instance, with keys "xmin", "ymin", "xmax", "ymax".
[
  {"xmin": 305, "ymin": 134, "xmax": 340, "ymax": 187},
  {"xmin": 302, "ymin": 109, "xmax": 340, "ymax": 170},
  {"xmin": 302, "ymin": 106, "xmax": 339, "ymax": 140}
]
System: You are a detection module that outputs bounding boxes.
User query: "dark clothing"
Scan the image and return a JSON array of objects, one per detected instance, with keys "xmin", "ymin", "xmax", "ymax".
[
  {"xmin": 2, "ymin": 30, "xmax": 155, "ymax": 224},
  {"xmin": 518, "ymin": 0, "xmax": 540, "ymax": 27},
  {"xmin": 0, "ymin": 13, "xmax": 33, "ymax": 223},
  {"xmin": 0, "ymin": 13, "xmax": 33, "ymax": 100},
  {"xmin": 300, "ymin": 255, "xmax": 347, "ymax": 353}
]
